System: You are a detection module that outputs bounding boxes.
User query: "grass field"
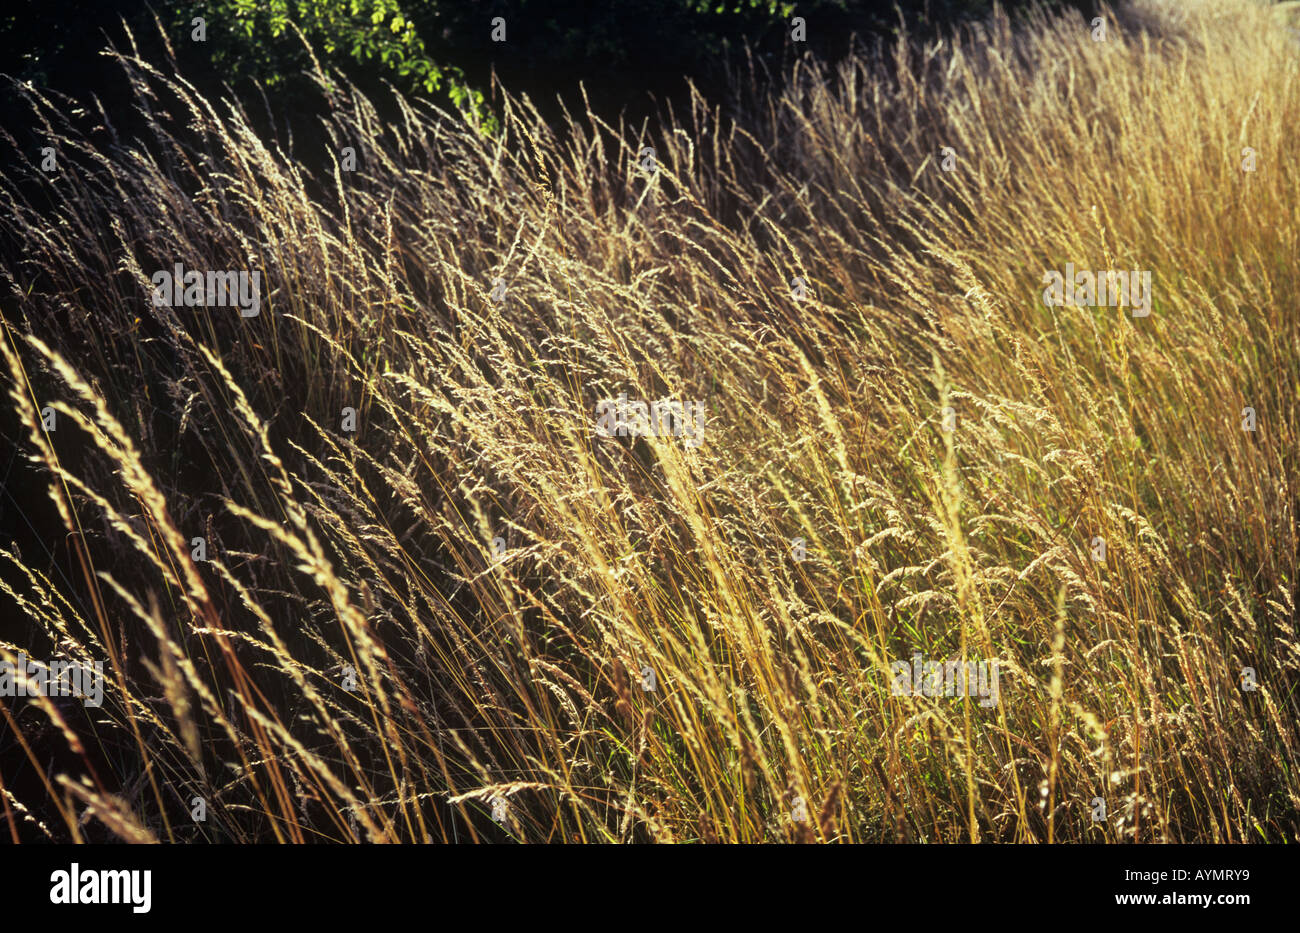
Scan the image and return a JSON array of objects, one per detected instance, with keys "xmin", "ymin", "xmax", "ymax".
[{"xmin": 0, "ymin": 0, "xmax": 1296, "ymax": 843}]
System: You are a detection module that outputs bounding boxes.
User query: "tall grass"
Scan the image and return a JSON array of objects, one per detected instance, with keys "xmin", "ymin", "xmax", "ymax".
[{"xmin": 0, "ymin": 0, "xmax": 1296, "ymax": 843}]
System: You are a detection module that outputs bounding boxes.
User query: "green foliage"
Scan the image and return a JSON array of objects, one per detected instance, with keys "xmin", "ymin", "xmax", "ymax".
[
  {"xmin": 173, "ymin": 0, "xmax": 491, "ymax": 125},
  {"xmin": 162, "ymin": 0, "xmax": 1000, "ymax": 131},
  {"xmin": 4, "ymin": 0, "xmax": 1056, "ymax": 135}
]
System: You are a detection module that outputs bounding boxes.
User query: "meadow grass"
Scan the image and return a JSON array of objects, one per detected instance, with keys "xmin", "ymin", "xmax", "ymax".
[{"xmin": 0, "ymin": 0, "xmax": 1296, "ymax": 842}]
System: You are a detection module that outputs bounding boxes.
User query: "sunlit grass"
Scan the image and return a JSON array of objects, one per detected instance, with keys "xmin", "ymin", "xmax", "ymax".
[{"xmin": 0, "ymin": 0, "xmax": 1295, "ymax": 843}]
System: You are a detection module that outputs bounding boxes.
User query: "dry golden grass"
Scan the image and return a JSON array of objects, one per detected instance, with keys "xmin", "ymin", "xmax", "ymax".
[{"xmin": 0, "ymin": 0, "xmax": 1296, "ymax": 842}]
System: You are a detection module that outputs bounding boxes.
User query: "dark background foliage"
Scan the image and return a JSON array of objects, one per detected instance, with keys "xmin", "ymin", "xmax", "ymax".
[{"xmin": 1, "ymin": 1, "xmax": 1099, "ymax": 132}]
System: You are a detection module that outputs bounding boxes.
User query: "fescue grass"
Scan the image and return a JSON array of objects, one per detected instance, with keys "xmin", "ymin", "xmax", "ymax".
[{"xmin": 0, "ymin": 0, "xmax": 1296, "ymax": 843}]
